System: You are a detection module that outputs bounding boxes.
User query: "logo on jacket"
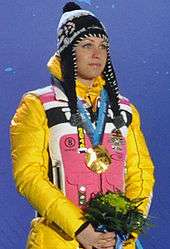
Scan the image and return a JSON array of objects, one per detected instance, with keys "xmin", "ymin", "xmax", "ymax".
[{"xmin": 64, "ymin": 137, "xmax": 76, "ymax": 148}]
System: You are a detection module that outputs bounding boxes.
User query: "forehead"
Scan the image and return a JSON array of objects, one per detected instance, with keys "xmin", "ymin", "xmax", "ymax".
[{"xmin": 78, "ymin": 36, "xmax": 108, "ymax": 44}]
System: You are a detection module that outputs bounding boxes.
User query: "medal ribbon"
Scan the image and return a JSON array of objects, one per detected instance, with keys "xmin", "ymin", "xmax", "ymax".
[
  {"xmin": 116, "ymin": 233, "xmax": 131, "ymax": 249},
  {"xmin": 77, "ymin": 89, "xmax": 108, "ymax": 147},
  {"xmin": 116, "ymin": 236, "xmax": 143, "ymax": 249}
]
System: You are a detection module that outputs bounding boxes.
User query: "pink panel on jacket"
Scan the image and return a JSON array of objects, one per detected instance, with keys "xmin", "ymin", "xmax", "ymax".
[
  {"xmin": 59, "ymin": 134, "xmax": 126, "ymax": 207},
  {"xmin": 39, "ymin": 91, "xmax": 55, "ymax": 103}
]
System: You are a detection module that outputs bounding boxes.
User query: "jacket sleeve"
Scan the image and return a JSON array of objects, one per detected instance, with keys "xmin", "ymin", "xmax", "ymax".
[
  {"xmin": 10, "ymin": 94, "xmax": 85, "ymax": 239},
  {"xmin": 125, "ymin": 104, "xmax": 155, "ymax": 217}
]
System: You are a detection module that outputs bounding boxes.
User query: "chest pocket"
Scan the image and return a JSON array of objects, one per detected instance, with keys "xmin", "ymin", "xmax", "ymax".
[{"xmin": 65, "ymin": 173, "xmax": 100, "ymax": 206}]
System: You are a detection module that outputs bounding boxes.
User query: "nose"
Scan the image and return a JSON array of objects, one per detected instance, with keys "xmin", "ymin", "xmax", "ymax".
[{"xmin": 92, "ymin": 47, "xmax": 100, "ymax": 59}]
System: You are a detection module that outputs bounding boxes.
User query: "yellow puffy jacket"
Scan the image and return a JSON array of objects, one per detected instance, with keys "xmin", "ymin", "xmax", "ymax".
[{"xmin": 10, "ymin": 56, "xmax": 155, "ymax": 249}]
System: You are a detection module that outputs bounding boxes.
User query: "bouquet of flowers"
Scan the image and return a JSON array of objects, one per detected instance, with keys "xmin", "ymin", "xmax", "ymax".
[{"xmin": 84, "ymin": 191, "xmax": 151, "ymax": 249}]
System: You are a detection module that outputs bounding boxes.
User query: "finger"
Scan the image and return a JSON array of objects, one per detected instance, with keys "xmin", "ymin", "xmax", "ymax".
[
  {"xmin": 94, "ymin": 246, "xmax": 115, "ymax": 249},
  {"xmin": 97, "ymin": 245, "xmax": 115, "ymax": 249},
  {"xmin": 98, "ymin": 236, "xmax": 115, "ymax": 244},
  {"xmin": 95, "ymin": 238, "xmax": 116, "ymax": 248},
  {"xmin": 98, "ymin": 238, "xmax": 115, "ymax": 244},
  {"xmin": 85, "ymin": 246, "xmax": 93, "ymax": 249},
  {"xmin": 102, "ymin": 247, "xmax": 115, "ymax": 249},
  {"xmin": 96, "ymin": 234, "xmax": 116, "ymax": 243},
  {"xmin": 100, "ymin": 247, "xmax": 115, "ymax": 249},
  {"xmin": 102, "ymin": 232, "xmax": 115, "ymax": 239}
]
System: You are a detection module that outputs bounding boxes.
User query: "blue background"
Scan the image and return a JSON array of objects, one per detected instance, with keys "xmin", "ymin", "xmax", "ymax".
[{"xmin": 1, "ymin": 0, "xmax": 170, "ymax": 248}]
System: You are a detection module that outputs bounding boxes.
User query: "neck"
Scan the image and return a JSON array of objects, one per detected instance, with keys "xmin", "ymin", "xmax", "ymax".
[{"xmin": 77, "ymin": 76, "xmax": 94, "ymax": 87}]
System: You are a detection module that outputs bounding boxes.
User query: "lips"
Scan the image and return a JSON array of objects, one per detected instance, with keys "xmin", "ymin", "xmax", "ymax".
[{"xmin": 89, "ymin": 63, "xmax": 101, "ymax": 67}]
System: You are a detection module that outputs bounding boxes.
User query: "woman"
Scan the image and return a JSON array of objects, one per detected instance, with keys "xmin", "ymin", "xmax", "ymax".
[{"xmin": 10, "ymin": 2, "xmax": 155, "ymax": 249}]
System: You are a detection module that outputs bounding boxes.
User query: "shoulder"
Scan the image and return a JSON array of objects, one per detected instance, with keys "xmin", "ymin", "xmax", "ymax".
[
  {"xmin": 119, "ymin": 94, "xmax": 131, "ymax": 105},
  {"xmin": 129, "ymin": 103, "xmax": 141, "ymax": 128},
  {"xmin": 20, "ymin": 85, "xmax": 55, "ymax": 108},
  {"xmin": 119, "ymin": 94, "xmax": 139, "ymax": 117},
  {"xmin": 117, "ymin": 95, "xmax": 132, "ymax": 126},
  {"xmin": 24, "ymin": 85, "xmax": 54, "ymax": 102},
  {"xmin": 119, "ymin": 94, "xmax": 132, "ymax": 113},
  {"xmin": 11, "ymin": 86, "xmax": 52, "ymax": 126},
  {"xmin": 119, "ymin": 95, "xmax": 141, "ymax": 127}
]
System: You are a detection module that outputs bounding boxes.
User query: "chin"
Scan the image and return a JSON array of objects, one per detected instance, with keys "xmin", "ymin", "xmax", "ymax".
[
  {"xmin": 85, "ymin": 74, "xmax": 100, "ymax": 81},
  {"xmin": 88, "ymin": 70, "xmax": 103, "ymax": 79},
  {"xmin": 78, "ymin": 69, "xmax": 104, "ymax": 82}
]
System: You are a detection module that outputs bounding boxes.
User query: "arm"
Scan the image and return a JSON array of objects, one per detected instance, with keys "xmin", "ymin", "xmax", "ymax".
[
  {"xmin": 125, "ymin": 104, "xmax": 155, "ymax": 238},
  {"xmin": 126, "ymin": 104, "xmax": 155, "ymax": 214},
  {"xmin": 10, "ymin": 94, "xmax": 85, "ymax": 239}
]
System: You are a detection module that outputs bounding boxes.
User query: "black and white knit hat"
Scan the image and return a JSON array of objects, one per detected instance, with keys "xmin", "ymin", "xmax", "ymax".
[
  {"xmin": 55, "ymin": 2, "xmax": 131, "ymax": 129},
  {"xmin": 57, "ymin": 2, "xmax": 108, "ymax": 55}
]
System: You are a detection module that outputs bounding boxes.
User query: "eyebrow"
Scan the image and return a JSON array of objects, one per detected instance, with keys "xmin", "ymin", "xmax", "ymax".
[
  {"xmin": 83, "ymin": 38, "xmax": 95, "ymax": 42},
  {"xmin": 81, "ymin": 38, "xmax": 107, "ymax": 44}
]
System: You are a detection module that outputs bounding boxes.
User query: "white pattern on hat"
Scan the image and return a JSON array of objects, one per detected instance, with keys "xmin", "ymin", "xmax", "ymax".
[{"xmin": 57, "ymin": 10, "xmax": 95, "ymax": 32}]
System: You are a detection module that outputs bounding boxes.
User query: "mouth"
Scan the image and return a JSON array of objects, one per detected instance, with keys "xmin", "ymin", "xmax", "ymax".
[{"xmin": 88, "ymin": 63, "xmax": 102, "ymax": 67}]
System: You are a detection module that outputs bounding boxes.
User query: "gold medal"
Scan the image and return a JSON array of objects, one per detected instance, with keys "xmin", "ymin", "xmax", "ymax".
[{"xmin": 85, "ymin": 145, "xmax": 112, "ymax": 174}]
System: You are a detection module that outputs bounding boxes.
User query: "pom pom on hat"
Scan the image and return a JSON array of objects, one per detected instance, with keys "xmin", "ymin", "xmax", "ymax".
[{"xmin": 63, "ymin": 2, "xmax": 81, "ymax": 13}]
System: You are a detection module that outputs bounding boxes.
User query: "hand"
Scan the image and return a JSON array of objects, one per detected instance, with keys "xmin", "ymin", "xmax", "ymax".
[{"xmin": 76, "ymin": 223, "xmax": 116, "ymax": 249}]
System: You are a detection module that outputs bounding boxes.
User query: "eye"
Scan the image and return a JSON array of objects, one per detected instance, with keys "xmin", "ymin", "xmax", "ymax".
[
  {"xmin": 100, "ymin": 43, "xmax": 108, "ymax": 50},
  {"xmin": 82, "ymin": 43, "xmax": 93, "ymax": 49}
]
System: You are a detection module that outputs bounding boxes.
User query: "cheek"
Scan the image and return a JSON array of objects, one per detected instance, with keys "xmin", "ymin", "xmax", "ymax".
[
  {"xmin": 76, "ymin": 52, "xmax": 89, "ymax": 63},
  {"xmin": 102, "ymin": 52, "xmax": 107, "ymax": 62},
  {"xmin": 76, "ymin": 54, "xmax": 90, "ymax": 70},
  {"xmin": 103, "ymin": 56, "xmax": 107, "ymax": 69}
]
